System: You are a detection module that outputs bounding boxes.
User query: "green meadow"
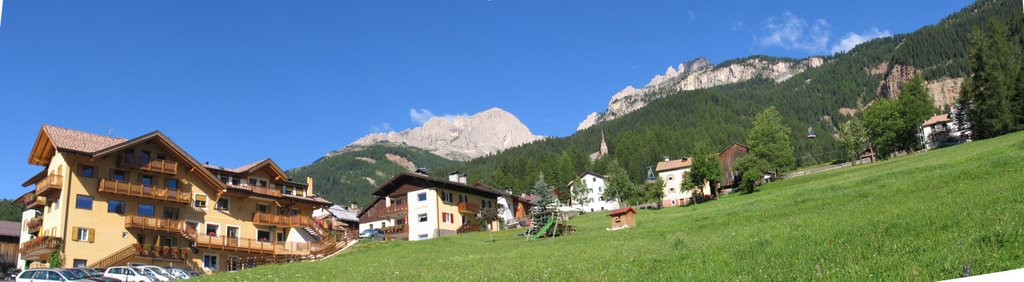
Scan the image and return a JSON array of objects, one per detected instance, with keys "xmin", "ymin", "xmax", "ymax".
[{"xmin": 199, "ymin": 131, "xmax": 1024, "ymax": 281}]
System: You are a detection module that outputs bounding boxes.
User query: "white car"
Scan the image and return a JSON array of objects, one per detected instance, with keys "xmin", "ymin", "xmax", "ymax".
[
  {"xmin": 17, "ymin": 269, "xmax": 93, "ymax": 282},
  {"xmin": 166, "ymin": 268, "xmax": 192, "ymax": 279},
  {"xmin": 104, "ymin": 266, "xmax": 153, "ymax": 282},
  {"xmin": 137, "ymin": 266, "xmax": 173, "ymax": 281}
]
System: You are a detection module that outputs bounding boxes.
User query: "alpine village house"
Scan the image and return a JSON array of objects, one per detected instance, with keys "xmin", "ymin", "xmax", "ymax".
[
  {"xmin": 357, "ymin": 172, "xmax": 525, "ymax": 241},
  {"xmin": 15, "ymin": 125, "xmax": 350, "ymax": 273}
]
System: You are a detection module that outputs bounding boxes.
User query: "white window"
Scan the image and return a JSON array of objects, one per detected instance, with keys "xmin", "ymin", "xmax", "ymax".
[
  {"xmin": 418, "ymin": 213, "xmax": 427, "ymax": 222},
  {"xmin": 203, "ymin": 254, "xmax": 219, "ymax": 270},
  {"xmin": 441, "ymin": 192, "xmax": 453, "ymax": 203},
  {"xmin": 417, "ymin": 192, "xmax": 427, "ymax": 202},
  {"xmin": 76, "ymin": 228, "xmax": 89, "ymax": 241}
]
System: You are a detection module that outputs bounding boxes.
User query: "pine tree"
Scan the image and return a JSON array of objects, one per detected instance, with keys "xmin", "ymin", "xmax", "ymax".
[
  {"xmin": 897, "ymin": 75, "xmax": 935, "ymax": 151},
  {"xmin": 962, "ymin": 18, "xmax": 1018, "ymax": 139},
  {"xmin": 529, "ymin": 172, "xmax": 557, "ymax": 213}
]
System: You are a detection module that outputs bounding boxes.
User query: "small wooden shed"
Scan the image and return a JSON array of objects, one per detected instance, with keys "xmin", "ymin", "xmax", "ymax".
[{"xmin": 607, "ymin": 207, "xmax": 637, "ymax": 230}]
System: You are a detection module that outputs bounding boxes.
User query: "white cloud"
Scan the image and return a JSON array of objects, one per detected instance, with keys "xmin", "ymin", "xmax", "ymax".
[
  {"xmin": 688, "ymin": 10, "xmax": 696, "ymax": 21},
  {"xmin": 756, "ymin": 12, "xmax": 831, "ymax": 53},
  {"xmin": 370, "ymin": 122, "xmax": 392, "ymax": 133},
  {"xmin": 830, "ymin": 28, "xmax": 891, "ymax": 54},
  {"xmin": 409, "ymin": 108, "xmax": 464, "ymax": 125}
]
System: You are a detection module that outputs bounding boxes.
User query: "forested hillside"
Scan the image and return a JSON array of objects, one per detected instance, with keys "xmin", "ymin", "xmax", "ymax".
[
  {"xmin": 290, "ymin": 0, "xmax": 1023, "ymax": 205},
  {"xmin": 286, "ymin": 144, "xmax": 457, "ymax": 206},
  {"xmin": 434, "ymin": 0, "xmax": 1023, "ymax": 195}
]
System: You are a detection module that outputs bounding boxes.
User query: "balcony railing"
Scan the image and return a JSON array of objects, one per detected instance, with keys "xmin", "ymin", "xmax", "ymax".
[
  {"xmin": 20, "ymin": 236, "xmax": 61, "ymax": 257},
  {"xmin": 133, "ymin": 244, "xmax": 189, "ymax": 261},
  {"xmin": 249, "ymin": 185, "xmax": 282, "ymax": 198},
  {"xmin": 124, "ymin": 215, "xmax": 185, "ymax": 233},
  {"xmin": 98, "ymin": 178, "xmax": 191, "ymax": 204},
  {"xmin": 119, "ymin": 156, "xmax": 178, "ymax": 175},
  {"xmin": 458, "ymin": 202, "xmax": 480, "ymax": 214},
  {"xmin": 35, "ymin": 174, "xmax": 62, "ymax": 197},
  {"xmin": 381, "ymin": 224, "xmax": 408, "ymax": 235},
  {"xmin": 25, "ymin": 217, "xmax": 43, "ymax": 234},
  {"xmin": 24, "ymin": 195, "xmax": 45, "ymax": 209},
  {"xmin": 251, "ymin": 212, "xmax": 314, "ymax": 228},
  {"xmin": 192, "ymin": 234, "xmax": 313, "ymax": 256}
]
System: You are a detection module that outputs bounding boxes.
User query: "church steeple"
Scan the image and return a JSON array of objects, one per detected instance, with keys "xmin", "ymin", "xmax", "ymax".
[{"xmin": 599, "ymin": 129, "xmax": 609, "ymax": 157}]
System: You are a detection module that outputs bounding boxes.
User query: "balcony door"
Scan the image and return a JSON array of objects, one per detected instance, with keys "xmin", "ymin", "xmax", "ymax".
[{"xmin": 226, "ymin": 226, "xmax": 239, "ymax": 246}]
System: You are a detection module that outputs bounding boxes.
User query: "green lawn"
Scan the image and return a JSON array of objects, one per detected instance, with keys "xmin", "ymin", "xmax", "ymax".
[{"xmin": 198, "ymin": 132, "xmax": 1024, "ymax": 281}]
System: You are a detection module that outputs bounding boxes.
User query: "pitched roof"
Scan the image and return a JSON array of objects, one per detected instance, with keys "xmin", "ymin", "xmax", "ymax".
[
  {"xmin": 578, "ymin": 171, "xmax": 605, "ymax": 179},
  {"xmin": 205, "ymin": 158, "xmax": 291, "ymax": 182},
  {"xmin": 607, "ymin": 207, "xmax": 636, "ymax": 216},
  {"xmin": 718, "ymin": 142, "xmax": 749, "ymax": 156},
  {"xmin": 655, "ymin": 158, "xmax": 692, "ymax": 172},
  {"xmin": 371, "ymin": 172, "xmax": 512, "ymax": 198},
  {"xmin": 41, "ymin": 125, "xmax": 128, "ymax": 154},
  {"xmin": 325, "ymin": 205, "xmax": 359, "ymax": 222},
  {"xmin": 0, "ymin": 221, "xmax": 21, "ymax": 238},
  {"xmin": 922, "ymin": 114, "xmax": 952, "ymax": 127}
]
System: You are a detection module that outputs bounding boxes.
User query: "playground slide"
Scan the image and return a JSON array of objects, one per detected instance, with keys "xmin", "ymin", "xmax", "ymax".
[{"xmin": 530, "ymin": 217, "xmax": 556, "ymax": 240}]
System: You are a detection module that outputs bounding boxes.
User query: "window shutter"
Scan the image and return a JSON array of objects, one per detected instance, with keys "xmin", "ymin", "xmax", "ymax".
[
  {"xmin": 71, "ymin": 227, "xmax": 79, "ymax": 241},
  {"xmin": 88, "ymin": 228, "xmax": 96, "ymax": 243}
]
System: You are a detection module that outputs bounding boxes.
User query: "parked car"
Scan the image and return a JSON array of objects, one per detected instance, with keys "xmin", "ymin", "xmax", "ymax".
[
  {"xmin": 16, "ymin": 269, "xmax": 93, "ymax": 282},
  {"xmin": 132, "ymin": 267, "xmax": 167, "ymax": 282},
  {"xmin": 165, "ymin": 268, "xmax": 192, "ymax": 279},
  {"xmin": 359, "ymin": 228, "xmax": 385, "ymax": 240},
  {"xmin": 5, "ymin": 268, "xmax": 22, "ymax": 280},
  {"xmin": 103, "ymin": 266, "xmax": 153, "ymax": 282},
  {"xmin": 136, "ymin": 266, "xmax": 173, "ymax": 282},
  {"xmin": 69, "ymin": 268, "xmax": 118, "ymax": 282}
]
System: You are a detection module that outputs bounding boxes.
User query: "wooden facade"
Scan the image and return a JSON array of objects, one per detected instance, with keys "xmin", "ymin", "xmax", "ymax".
[
  {"xmin": 718, "ymin": 143, "xmax": 750, "ymax": 188},
  {"xmin": 607, "ymin": 208, "xmax": 636, "ymax": 229}
]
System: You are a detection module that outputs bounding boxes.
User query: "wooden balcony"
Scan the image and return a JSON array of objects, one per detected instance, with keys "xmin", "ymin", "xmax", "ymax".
[
  {"xmin": 249, "ymin": 185, "xmax": 282, "ymax": 198},
  {"xmin": 124, "ymin": 215, "xmax": 185, "ymax": 233},
  {"xmin": 24, "ymin": 195, "xmax": 45, "ymax": 210},
  {"xmin": 21, "ymin": 236, "xmax": 61, "ymax": 258},
  {"xmin": 25, "ymin": 217, "xmax": 43, "ymax": 234},
  {"xmin": 458, "ymin": 202, "xmax": 480, "ymax": 214},
  {"xmin": 368, "ymin": 204, "xmax": 407, "ymax": 219},
  {"xmin": 119, "ymin": 156, "xmax": 178, "ymax": 175},
  {"xmin": 35, "ymin": 174, "xmax": 62, "ymax": 197},
  {"xmin": 251, "ymin": 212, "xmax": 314, "ymax": 228},
  {"xmin": 192, "ymin": 234, "xmax": 313, "ymax": 256},
  {"xmin": 98, "ymin": 178, "xmax": 191, "ymax": 204}
]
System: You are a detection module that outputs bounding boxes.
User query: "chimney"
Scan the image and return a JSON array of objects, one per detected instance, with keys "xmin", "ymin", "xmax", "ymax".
[
  {"xmin": 458, "ymin": 174, "xmax": 468, "ymax": 184},
  {"xmin": 349, "ymin": 202, "xmax": 361, "ymax": 213},
  {"xmin": 663, "ymin": 155, "xmax": 670, "ymax": 162},
  {"xmin": 448, "ymin": 172, "xmax": 461, "ymax": 182},
  {"xmin": 505, "ymin": 188, "xmax": 513, "ymax": 195},
  {"xmin": 306, "ymin": 176, "xmax": 314, "ymax": 196}
]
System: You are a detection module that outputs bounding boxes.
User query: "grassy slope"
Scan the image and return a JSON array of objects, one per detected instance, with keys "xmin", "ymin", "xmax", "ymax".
[{"xmin": 204, "ymin": 132, "xmax": 1024, "ymax": 281}]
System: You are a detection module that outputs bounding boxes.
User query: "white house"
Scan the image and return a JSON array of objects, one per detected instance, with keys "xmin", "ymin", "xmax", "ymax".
[
  {"xmin": 656, "ymin": 157, "xmax": 711, "ymax": 207},
  {"xmin": 569, "ymin": 172, "xmax": 620, "ymax": 212},
  {"xmin": 920, "ymin": 113, "xmax": 970, "ymax": 150}
]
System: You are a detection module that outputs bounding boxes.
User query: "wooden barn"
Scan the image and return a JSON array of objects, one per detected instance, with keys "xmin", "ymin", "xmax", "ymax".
[
  {"xmin": 718, "ymin": 143, "xmax": 750, "ymax": 188},
  {"xmin": 607, "ymin": 208, "xmax": 636, "ymax": 230},
  {"xmin": 0, "ymin": 221, "xmax": 20, "ymax": 272}
]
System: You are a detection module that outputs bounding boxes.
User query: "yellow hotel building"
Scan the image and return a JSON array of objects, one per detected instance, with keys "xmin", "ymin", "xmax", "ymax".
[{"xmin": 16, "ymin": 125, "xmax": 348, "ymax": 272}]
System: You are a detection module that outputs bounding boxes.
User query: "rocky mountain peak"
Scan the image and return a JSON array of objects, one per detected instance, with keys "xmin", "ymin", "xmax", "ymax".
[
  {"xmin": 577, "ymin": 56, "xmax": 825, "ymax": 131},
  {"xmin": 337, "ymin": 107, "xmax": 543, "ymax": 161}
]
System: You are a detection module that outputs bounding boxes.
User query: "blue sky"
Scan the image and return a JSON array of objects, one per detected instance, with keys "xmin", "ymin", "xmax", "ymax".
[{"xmin": 0, "ymin": 0, "xmax": 972, "ymax": 199}]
